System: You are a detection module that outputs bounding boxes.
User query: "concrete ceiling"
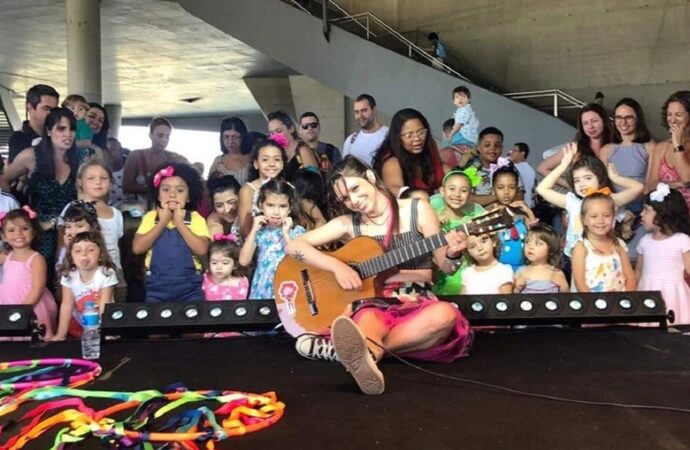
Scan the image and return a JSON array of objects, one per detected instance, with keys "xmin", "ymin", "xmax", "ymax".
[{"xmin": 0, "ymin": 0, "xmax": 293, "ymax": 119}]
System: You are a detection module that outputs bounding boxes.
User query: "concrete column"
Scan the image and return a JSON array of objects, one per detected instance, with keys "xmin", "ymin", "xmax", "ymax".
[
  {"xmin": 289, "ymin": 75, "xmax": 346, "ymax": 146},
  {"xmin": 104, "ymin": 104, "xmax": 122, "ymax": 139},
  {"xmin": 66, "ymin": 0, "xmax": 102, "ymax": 103},
  {"xmin": 243, "ymin": 77, "xmax": 296, "ymax": 129}
]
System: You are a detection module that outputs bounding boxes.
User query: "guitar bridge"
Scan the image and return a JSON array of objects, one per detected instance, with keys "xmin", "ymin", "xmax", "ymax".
[{"xmin": 300, "ymin": 269, "xmax": 318, "ymax": 316}]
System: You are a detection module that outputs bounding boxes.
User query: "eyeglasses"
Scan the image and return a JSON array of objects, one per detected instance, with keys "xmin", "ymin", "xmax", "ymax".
[
  {"xmin": 614, "ymin": 115, "xmax": 636, "ymax": 123},
  {"xmin": 400, "ymin": 128, "xmax": 428, "ymax": 141},
  {"xmin": 301, "ymin": 122, "xmax": 319, "ymax": 130}
]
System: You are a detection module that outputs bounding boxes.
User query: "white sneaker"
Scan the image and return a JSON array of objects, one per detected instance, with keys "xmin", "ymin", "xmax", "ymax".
[
  {"xmin": 295, "ymin": 334, "xmax": 339, "ymax": 361},
  {"xmin": 331, "ymin": 316, "xmax": 385, "ymax": 395}
]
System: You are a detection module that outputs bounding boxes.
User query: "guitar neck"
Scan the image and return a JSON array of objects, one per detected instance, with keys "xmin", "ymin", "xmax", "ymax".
[{"xmin": 356, "ymin": 233, "xmax": 447, "ymax": 278}]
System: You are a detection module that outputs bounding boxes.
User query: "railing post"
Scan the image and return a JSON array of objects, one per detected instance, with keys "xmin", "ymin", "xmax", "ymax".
[
  {"xmin": 553, "ymin": 94, "xmax": 559, "ymax": 117},
  {"xmin": 366, "ymin": 15, "xmax": 370, "ymax": 40}
]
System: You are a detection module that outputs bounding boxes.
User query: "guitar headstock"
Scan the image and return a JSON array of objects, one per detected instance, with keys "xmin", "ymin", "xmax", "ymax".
[{"xmin": 460, "ymin": 207, "xmax": 515, "ymax": 236}]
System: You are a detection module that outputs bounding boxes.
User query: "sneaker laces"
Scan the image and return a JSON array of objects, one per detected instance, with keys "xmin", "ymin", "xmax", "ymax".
[{"xmin": 298, "ymin": 334, "xmax": 339, "ymax": 361}]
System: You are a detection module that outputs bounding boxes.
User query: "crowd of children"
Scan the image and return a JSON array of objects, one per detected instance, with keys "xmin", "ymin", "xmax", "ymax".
[{"xmin": 1, "ymin": 84, "xmax": 690, "ymax": 348}]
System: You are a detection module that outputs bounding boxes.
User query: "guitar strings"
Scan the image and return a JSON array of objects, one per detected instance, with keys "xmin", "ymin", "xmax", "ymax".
[{"xmin": 365, "ymin": 338, "xmax": 690, "ymax": 415}]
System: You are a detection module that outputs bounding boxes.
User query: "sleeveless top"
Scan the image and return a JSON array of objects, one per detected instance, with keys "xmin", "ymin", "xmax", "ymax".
[
  {"xmin": 522, "ymin": 279, "xmax": 560, "ymax": 294},
  {"xmin": 608, "ymin": 143, "xmax": 648, "ymax": 212},
  {"xmin": 659, "ymin": 154, "xmax": 690, "ymax": 210},
  {"xmin": 352, "ymin": 198, "xmax": 432, "ymax": 270}
]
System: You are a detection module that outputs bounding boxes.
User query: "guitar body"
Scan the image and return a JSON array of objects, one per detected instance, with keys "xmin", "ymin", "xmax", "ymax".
[{"xmin": 274, "ymin": 236, "xmax": 384, "ymax": 337}]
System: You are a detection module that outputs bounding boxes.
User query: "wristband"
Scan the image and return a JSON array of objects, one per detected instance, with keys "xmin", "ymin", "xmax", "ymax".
[{"xmin": 674, "ymin": 145, "xmax": 685, "ymax": 153}]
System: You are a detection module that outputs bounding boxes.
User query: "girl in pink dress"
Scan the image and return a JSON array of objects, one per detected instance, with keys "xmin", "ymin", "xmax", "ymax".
[
  {"xmin": 637, "ymin": 183, "xmax": 690, "ymax": 325},
  {"xmin": 203, "ymin": 235, "xmax": 249, "ymax": 301},
  {"xmin": 0, "ymin": 207, "xmax": 58, "ymax": 339}
]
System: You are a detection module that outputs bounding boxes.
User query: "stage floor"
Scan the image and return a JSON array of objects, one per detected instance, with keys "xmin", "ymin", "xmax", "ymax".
[{"xmin": 3, "ymin": 328, "xmax": 690, "ymax": 449}]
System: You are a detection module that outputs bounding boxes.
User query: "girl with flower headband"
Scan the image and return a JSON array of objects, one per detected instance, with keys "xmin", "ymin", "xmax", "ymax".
[
  {"xmin": 132, "ymin": 162, "xmax": 210, "ymax": 302},
  {"xmin": 571, "ymin": 192, "xmax": 636, "ymax": 293},
  {"xmin": 536, "ymin": 143, "xmax": 643, "ymax": 279},
  {"xmin": 636, "ymin": 183, "xmax": 690, "ymax": 324},
  {"xmin": 286, "ymin": 156, "xmax": 472, "ymax": 395},
  {"xmin": 237, "ymin": 136, "xmax": 289, "ymax": 237},
  {"xmin": 0, "ymin": 207, "xmax": 58, "ymax": 340},
  {"xmin": 267, "ymin": 110, "xmax": 319, "ymax": 183},
  {"xmin": 429, "ymin": 167, "xmax": 486, "ymax": 295},
  {"xmin": 204, "ymin": 233, "xmax": 249, "ymax": 301}
]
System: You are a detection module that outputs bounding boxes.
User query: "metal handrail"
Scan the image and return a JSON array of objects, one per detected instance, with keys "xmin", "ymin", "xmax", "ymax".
[
  {"xmin": 286, "ymin": 0, "xmax": 470, "ymax": 82},
  {"xmin": 504, "ymin": 89, "xmax": 587, "ymax": 118}
]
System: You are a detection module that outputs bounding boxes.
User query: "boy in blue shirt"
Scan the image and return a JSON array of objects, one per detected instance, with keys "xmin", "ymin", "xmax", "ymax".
[{"xmin": 449, "ymin": 86, "xmax": 479, "ymax": 147}]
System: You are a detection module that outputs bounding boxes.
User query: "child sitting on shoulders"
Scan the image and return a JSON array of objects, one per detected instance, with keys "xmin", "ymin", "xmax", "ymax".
[
  {"xmin": 449, "ymin": 86, "xmax": 479, "ymax": 148},
  {"xmin": 514, "ymin": 224, "xmax": 569, "ymax": 293}
]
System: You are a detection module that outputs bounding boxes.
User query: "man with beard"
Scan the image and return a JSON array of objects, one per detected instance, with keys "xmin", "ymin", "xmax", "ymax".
[{"xmin": 342, "ymin": 94, "xmax": 388, "ymax": 166}]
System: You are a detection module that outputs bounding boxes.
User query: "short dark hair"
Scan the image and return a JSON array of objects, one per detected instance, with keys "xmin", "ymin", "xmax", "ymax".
[
  {"xmin": 514, "ymin": 142, "xmax": 530, "ymax": 158},
  {"xmin": 299, "ymin": 111, "xmax": 319, "ymax": 123},
  {"xmin": 442, "ymin": 118, "xmax": 455, "ymax": 131},
  {"xmin": 149, "ymin": 117, "xmax": 172, "ymax": 133},
  {"xmin": 478, "ymin": 126, "xmax": 504, "ymax": 142},
  {"xmin": 26, "ymin": 84, "xmax": 59, "ymax": 109},
  {"xmin": 427, "ymin": 32, "xmax": 439, "ymax": 41},
  {"xmin": 452, "ymin": 86, "xmax": 471, "ymax": 99},
  {"xmin": 355, "ymin": 94, "xmax": 376, "ymax": 108}
]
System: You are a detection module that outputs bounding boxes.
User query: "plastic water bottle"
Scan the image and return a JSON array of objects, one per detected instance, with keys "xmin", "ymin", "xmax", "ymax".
[{"xmin": 81, "ymin": 301, "xmax": 101, "ymax": 360}]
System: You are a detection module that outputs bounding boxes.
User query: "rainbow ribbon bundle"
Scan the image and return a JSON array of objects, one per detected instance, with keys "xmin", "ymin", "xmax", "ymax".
[{"xmin": 0, "ymin": 359, "xmax": 285, "ymax": 449}]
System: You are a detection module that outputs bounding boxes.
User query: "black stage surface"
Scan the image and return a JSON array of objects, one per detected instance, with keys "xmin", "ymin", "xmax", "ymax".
[{"xmin": 3, "ymin": 328, "xmax": 690, "ymax": 449}]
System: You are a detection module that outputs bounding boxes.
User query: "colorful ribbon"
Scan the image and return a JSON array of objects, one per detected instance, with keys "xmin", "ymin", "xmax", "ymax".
[
  {"xmin": 443, "ymin": 166, "xmax": 482, "ymax": 188},
  {"xmin": 0, "ymin": 359, "xmax": 285, "ymax": 449}
]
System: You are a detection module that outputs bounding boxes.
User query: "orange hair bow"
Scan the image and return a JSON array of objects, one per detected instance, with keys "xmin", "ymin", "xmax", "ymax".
[{"xmin": 583, "ymin": 186, "xmax": 612, "ymax": 197}]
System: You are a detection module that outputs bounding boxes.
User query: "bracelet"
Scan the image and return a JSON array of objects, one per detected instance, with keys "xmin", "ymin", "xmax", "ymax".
[
  {"xmin": 445, "ymin": 251, "xmax": 462, "ymax": 261},
  {"xmin": 674, "ymin": 145, "xmax": 685, "ymax": 153}
]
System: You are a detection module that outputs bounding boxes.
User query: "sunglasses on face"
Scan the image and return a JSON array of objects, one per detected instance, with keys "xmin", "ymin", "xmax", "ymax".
[{"xmin": 301, "ymin": 122, "xmax": 319, "ymax": 130}]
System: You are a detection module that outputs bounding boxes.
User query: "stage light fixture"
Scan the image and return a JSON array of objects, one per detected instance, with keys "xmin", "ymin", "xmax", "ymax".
[
  {"xmin": 102, "ymin": 300, "xmax": 280, "ymax": 336},
  {"xmin": 0, "ymin": 305, "xmax": 45, "ymax": 344},
  {"xmin": 442, "ymin": 291, "xmax": 669, "ymax": 328}
]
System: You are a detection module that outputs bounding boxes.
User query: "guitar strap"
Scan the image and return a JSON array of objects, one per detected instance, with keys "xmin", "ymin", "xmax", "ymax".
[{"xmin": 381, "ymin": 195, "xmax": 395, "ymax": 250}]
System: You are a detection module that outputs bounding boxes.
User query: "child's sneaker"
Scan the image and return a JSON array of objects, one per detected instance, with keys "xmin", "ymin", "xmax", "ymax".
[
  {"xmin": 295, "ymin": 334, "xmax": 339, "ymax": 362},
  {"xmin": 331, "ymin": 316, "xmax": 385, "ymax": 395}
]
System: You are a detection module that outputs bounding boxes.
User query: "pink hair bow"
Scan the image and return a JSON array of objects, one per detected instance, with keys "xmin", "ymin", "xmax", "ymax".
[
  {"xmin": 268, "ymin": 133, "xmax": 289, "ymax": 150},
  {"xmin": 22, "ymin": 205, "xmax": 37, "ymax": 219},
  {"xmin": 153, "ymin": 165, "xmax": 175, "ymax": 187},
  {"xmin": 0, "ymin": 211, "xmax": 6, "ymax": 224},
  {"xmin": 213, "ymin": 232, "xmax": 238, "ymax": 243},
  {"xmin": 489, "ymin": 157, "xmax": 511, "ymax": 177}
]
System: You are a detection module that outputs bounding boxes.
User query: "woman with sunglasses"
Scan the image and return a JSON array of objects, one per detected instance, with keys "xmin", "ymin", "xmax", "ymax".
[
  {"xmin": 209, "ymin": 117, "xmax": 252, "ymax": 184},
  {"xmin": 372, "ymin": 108, "xmax": 447, "ymax": 197}
]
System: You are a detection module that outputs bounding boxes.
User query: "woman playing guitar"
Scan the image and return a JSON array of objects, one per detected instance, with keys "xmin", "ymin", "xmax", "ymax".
[{"xmin": 285, "ymin": 156, "xmax": 473, "ymax": 395}]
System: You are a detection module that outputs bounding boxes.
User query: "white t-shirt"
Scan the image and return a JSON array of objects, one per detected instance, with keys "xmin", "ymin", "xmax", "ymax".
[
  {"xmin": 514, "ymin": 161, "xmax": 536, "ymax": 208},
  {"xmin": 461, "ymin": 262, "xmax": 514, "ymax": 295},
  {"xmin": 342, "ymin": 125, "xmax": 389, "ymax": 167},
  {"xmin": 60, "ymin": 267, "xmax": 118, "ymax": 334},
  {"xmin": 98, "ymin": 210, "xmax": 124, "ymax": 268}
]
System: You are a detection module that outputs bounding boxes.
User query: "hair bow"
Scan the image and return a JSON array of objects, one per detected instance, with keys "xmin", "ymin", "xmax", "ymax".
[
  {"xmin": 583, "ymin": 186, "xmax": 612, "ymax": 197},
  {"xmin": 153, "ymin": 165, "xmax": 175, "ymax": 188},
  {"xmin": 488, "ymin": 157, "xmax": 511, "ymax": 178},
  {"xmin": 22, "ymin": 205, "xmax": 37, "ymax": 219},
  {"xmin": 268, "ymin": 133, "xmax": 289, "ymax": 150},
  {"xmin": 650, "ymin": 182, "xmax": 671, "ymax": 203},
  {"xmin": 213, "ymin": 232, "xmax": 238, "ymax": 243},
  {"xmin": 0, "ymin": 211, "xmax": 6, "ymax": 225}
]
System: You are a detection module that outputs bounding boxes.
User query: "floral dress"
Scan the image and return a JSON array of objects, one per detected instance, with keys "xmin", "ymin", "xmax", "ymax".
[{"xmin": 248, "ymin": 225, "xmax": 306, "ymax": 299}]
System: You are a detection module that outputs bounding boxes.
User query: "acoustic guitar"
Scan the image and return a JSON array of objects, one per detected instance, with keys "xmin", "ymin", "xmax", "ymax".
[{"xmin": 273, "ymin": 208, "xmax": 515, "ymax": 337}]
